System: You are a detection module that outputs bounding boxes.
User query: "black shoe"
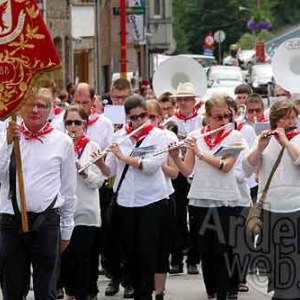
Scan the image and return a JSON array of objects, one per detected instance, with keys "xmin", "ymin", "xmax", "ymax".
[
  {"xmin": 89, "ymin": 295, "xmax": 98, "ymax": 300},
  {"xmin": 123, "ymin": 285, "xmax": 134, "ymax": 298},
  {"xmin": 156, "ymin": 293, "xmax": 164, "ymax": 300},
  {"xmin": 169, "ymin": 264, "xmax": 183, "ymax": 274},
  {"xmin": 105, "ymin": 280, "xmax": 120, "ymax": 296},
  {"xmin": 227, "ymin": 291, "xmax": 238, "ymax": 300},
  {"xmin": 187, "ymin": 264, "xmax": 199, "ymax": 275},
  {"xmin": 56, "ymin": 288, "xmax": 64, "ymax": 299},
  {"xmin": 98, "ymin": 268, "xmax": 105, "ymax": 276}
]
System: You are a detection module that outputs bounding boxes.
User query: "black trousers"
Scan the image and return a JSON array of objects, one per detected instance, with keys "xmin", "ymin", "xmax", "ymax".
[
  {"xmin": 170, "ymin": 173, "xmax": 190, "ymax": 267},
  {"xmin": 0, "ymin": 211, "xmax": 60, "ymax": 300},
  {"xmin": 188, "ymin": 206, "xmax": 236, "ymax": 297},
  {"xmin": 116, "ymin": 199, "xmax": 168, "ymax": 299},
  {"xmin": 61, "ymin": 225, "xmax": 98, "ymax": 300}
]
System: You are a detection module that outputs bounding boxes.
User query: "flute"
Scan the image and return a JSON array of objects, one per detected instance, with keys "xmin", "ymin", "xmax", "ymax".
[
  {"xmin": 262, "ymin": 126, "xmax": 297, "ymax": 138},
  {"xmin": 77, "ymin": 122, "xmax": 149, "ymax": 173},
  {"xmin": 153, "ymin": 123, "xmax": 233, "ymax": 156}
]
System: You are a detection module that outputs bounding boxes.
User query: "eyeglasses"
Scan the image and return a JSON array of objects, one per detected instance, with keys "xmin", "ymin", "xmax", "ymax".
[
  {"xmin": 129, "ymin": 112, "xmax": 148, "ymax": 121},
  {"xmin": 65, "ymin": 120, "xmax": 83, "ymax": 126},
  {"xmin": 149, "ymin": 114, "xmax": 159, "ymax": 121},
  {"xmin": 111, "ymin": 96, "xmax": 128, "ymax": 102},
  {"xmin": 162, "ymin": 106, "xmax": 174, "ymax": 111},
  {"xmin": 247, "ymin": 108, "xmax": 262, "ymax": 114},
  {"xmin": 74, "ymin": 100, "xmax": 90, "ymax": 106},
  {"xmin": 26, "ymin": 103, "xmax": 48, "ymax": 110},
  {"xmin": 177, "ymin": 97, "xmax": 195, "ymax": 102},
  {"xmin": 210, "ymin": 113, "xmax": 231, "ymax": 121}
]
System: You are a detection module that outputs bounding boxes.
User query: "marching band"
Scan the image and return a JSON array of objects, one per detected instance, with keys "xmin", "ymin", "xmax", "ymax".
[{"xmin": 1, "ymin": 45, "xmax": 300, "ymax": 300}]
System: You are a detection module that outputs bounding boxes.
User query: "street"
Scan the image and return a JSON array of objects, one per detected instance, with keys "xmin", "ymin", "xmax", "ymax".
[{"xmin": 6, "ymin": 272, "xmax": 272, "ymax": 299}]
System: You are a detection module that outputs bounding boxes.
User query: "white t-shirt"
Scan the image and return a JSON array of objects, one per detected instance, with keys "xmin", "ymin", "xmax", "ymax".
[{"xmin": 188, "ymin": 129, "xmax": 243, "ymax": 204}]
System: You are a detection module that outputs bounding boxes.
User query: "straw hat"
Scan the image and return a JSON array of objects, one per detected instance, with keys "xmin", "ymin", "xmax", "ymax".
[{"xmin": 170, "ymin": 82, "xmax": 198, "ymax": 98}]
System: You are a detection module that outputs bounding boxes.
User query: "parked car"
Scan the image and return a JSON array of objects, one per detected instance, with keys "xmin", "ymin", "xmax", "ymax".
[
  {"xmin": 248, "ymin": 64, "xmax": 273, "ymax": 95},
  {"xmin": 206, "ymin": 66, "xmax": 244, "ymax": 87}
]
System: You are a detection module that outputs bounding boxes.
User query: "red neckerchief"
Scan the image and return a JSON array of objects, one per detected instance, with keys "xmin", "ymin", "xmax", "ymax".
[
  {"xmin": 158, "ymin": 125, "xmax": 165, "ymax": 130},
  {"xmin": 53, "ymin": 104, "xmax": 62, "ymax": 116},
  {"xmin": 201, "ymin": 125, "xmax": 233, "ymax": 149},
  {"xmin": 258, "ymin": 115, "xmax": 269, "ymax": 122},
  {"xmin": 74, "ymin": 135, "xmax": 90, "ymax": 155},
  {"xmin": 275, "ymin": 130, "xmax": 300, "ymax": 145},
  {"xmin": 88, "ymin": 112, "xmax": 99, "ymax": 126},
  {"xmin": 20, "ymin": 122, "xmax": 54, "ymax": 143},
  {"xmin": 125, "ymin": 124, "xmax": 154, "ymax": 142},
  {"xmin": 174, "ymin": 108, "xmax": 198, "ymax": 122},
  {"xmin": 237, "ymin": 123, "xmax": 244, "ymax": 131}
]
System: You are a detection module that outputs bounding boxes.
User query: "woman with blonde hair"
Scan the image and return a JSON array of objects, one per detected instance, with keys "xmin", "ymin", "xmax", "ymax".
[
  {"xmin": 243, "ymin": 100, "xmax": 300, "ymax": 300},
  {"xmin": 169, "ymin": 94, "xmax": 244, "ymax": 300}
]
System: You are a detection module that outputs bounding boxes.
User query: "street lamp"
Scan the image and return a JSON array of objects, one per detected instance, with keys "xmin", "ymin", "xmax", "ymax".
[{"xmin": 239, "ymin": 6, "xmax": 251, "ymax": 12}]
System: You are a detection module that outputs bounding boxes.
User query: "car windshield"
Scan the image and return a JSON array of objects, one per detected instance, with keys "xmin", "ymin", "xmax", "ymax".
[
  {"xmin": 252, "ymin": 65, "xmax": 273, "ymax": 79},
  {"xmin": 208, "ymin": 67, "xmax": 243, "ymax": 82}
]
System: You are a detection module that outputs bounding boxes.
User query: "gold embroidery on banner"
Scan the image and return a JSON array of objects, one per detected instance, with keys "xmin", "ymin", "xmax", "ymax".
[{"xmin": 0, "ymin": 0, "xmax": 59, "ymax": 117}]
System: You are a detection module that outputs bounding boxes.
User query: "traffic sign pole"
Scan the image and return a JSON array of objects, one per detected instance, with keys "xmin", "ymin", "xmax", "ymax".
[{"xmin": 120, "ymin": 0, "xmax": 127, "ymax": 79}]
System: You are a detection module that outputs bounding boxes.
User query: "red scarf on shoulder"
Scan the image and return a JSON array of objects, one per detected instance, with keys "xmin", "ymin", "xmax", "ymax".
[
  {"xmin": 201, "ymin": 125, "xmax": 232, "ymax": 149},
  {"xmin": 74, "ymin": 135, "xmax": 90, "ymax": 155},
  {"xmin": 20, "ymin": 122, "xmax": 54, "ymax": 143},
  {"xmin": 88, "ymin": 112, "xmax": 100, "ymax": 126},
  {"xmin": 125, "ymin": 124, "xmax": 154, "ymax": 142},
  {"xmin": 174, "ymin": 108, "xmax": 198, "ymax": 122}
]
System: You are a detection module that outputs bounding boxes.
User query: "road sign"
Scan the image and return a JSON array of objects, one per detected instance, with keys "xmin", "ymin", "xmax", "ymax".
[
  {"xmin": 204, "ymin": 34, "xmax": 215, "ymax": 47},
  {"xmin": 203, "ymin": 49, "xmax": 214, "ymax": 56},
  {"xmin": 113, "ymin": 6, "xmax": 145, "ymax": 15},
  {"xmin": 214, "ymin": 30, "xmax": 226, "ymax": 43}
]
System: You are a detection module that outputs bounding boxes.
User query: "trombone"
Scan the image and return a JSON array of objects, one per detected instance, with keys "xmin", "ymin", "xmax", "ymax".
[
  {"xmin": 153, "ymin": 123, "xmax": 233, "ymax": 156},
  {"xmin": 77, "ymin": 122, "xmax": 149, "ymax": 173}
]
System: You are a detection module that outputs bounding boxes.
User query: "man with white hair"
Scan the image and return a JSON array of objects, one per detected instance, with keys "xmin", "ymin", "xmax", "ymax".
[{"xmin": 0, "ymin": 88, "xmax": 77, "ymax": 299}]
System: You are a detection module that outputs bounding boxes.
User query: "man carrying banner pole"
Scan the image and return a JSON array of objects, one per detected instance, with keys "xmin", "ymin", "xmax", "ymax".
[{"xmin": 0, "ymin": 1, "xmax": 77, "ymax": 299}]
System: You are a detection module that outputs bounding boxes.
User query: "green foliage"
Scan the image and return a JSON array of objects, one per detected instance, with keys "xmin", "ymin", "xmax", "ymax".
[
  {"xmin": 173, "ymin": 0, "xmax": 300, "ymax": 54},
  {"xmin": 237, "ymin": 33, "xmax": 253, "ymax": 49}
]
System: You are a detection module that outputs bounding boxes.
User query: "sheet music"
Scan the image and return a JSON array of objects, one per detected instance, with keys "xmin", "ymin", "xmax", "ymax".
[{"xmin": 104, "ymin": 105, "xmax": 126, "ymax": 125}]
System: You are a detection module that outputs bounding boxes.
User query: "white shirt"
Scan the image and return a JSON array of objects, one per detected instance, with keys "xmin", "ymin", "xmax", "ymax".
[
  {"xmin": 162, "ymin": 129, "xmax": 178, "ymax": 196},
  {"xmin": 75, "ymin": 141, "xmax": 105, "ymax": 227},
  {"xmin": 188, "ymin": 129, "xmax": 243, "ymax": 203},
  {"xmin": 167, "ymin": 114, "xmax": 203, "ymax": 139},
  {"xmin": 106, "ymin": 127, "xmax": 169, "ymax": 207},
  {"xmin": 52, "ymin": 113, "xmax": 114, "ymax": 151},
  {"xmin": 0, "ymin": 128, "xmax": 77, "ymax": 240},
  {"xmin": 243, "ymin": 135, "xmax": 300, "ymax": 213},
  {"xmin": 239, "ymin": 124, "xmax": 258, "ymax": 189},
  {"xmin": 87, "ymin": 114, "xmax": 114, "ymax": 150}
]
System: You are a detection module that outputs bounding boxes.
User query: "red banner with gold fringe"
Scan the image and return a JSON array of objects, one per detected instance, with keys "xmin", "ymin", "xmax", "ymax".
[{"xmin": 0, "ymin": 0, "xmax": 61, "ymax": 120}]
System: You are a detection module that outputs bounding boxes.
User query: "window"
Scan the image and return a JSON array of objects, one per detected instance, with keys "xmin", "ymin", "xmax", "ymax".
[{"xmin": 154, "ymin": 0, "xmax": 161, "ymax": 16}]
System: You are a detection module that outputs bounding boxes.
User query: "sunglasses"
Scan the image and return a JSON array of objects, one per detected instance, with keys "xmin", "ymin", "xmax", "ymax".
[
  {"xmin": 129, "ymin": 112, "xmax": 148, "ymax": 121},
  {"xmin": 210, "ymin": 113, "xmax": 231, "ymax": 121},
  {"xmin": 247, "ymin": 108, "xmax": 262, "ymax": 114},
  {"xmin": 65, "ymin": 120, "xmax": 83, "ymax": 126},
  {"xmin": 149, "ymin": 114, "xmax": 159, "ymax": 121}
]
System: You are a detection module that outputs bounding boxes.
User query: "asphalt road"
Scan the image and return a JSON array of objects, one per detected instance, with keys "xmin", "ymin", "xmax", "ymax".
[{"xmin": 5, "ymin": 272, "xmax": 272, "ymax": 299}]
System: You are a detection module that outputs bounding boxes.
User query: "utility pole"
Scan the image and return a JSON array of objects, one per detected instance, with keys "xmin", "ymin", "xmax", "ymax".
[
  {"xmin": 95, "ymin": 0, "xmax": 102, "ymax": 93},
  {"xmin": 120, "ymin": 0, "xmax": 127, "ymax": 79}
]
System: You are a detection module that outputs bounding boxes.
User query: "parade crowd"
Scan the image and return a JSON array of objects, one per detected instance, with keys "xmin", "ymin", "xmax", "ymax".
[{"xmin": 0, "ymin": 77, "xmax": 300, "ymax": 300}]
